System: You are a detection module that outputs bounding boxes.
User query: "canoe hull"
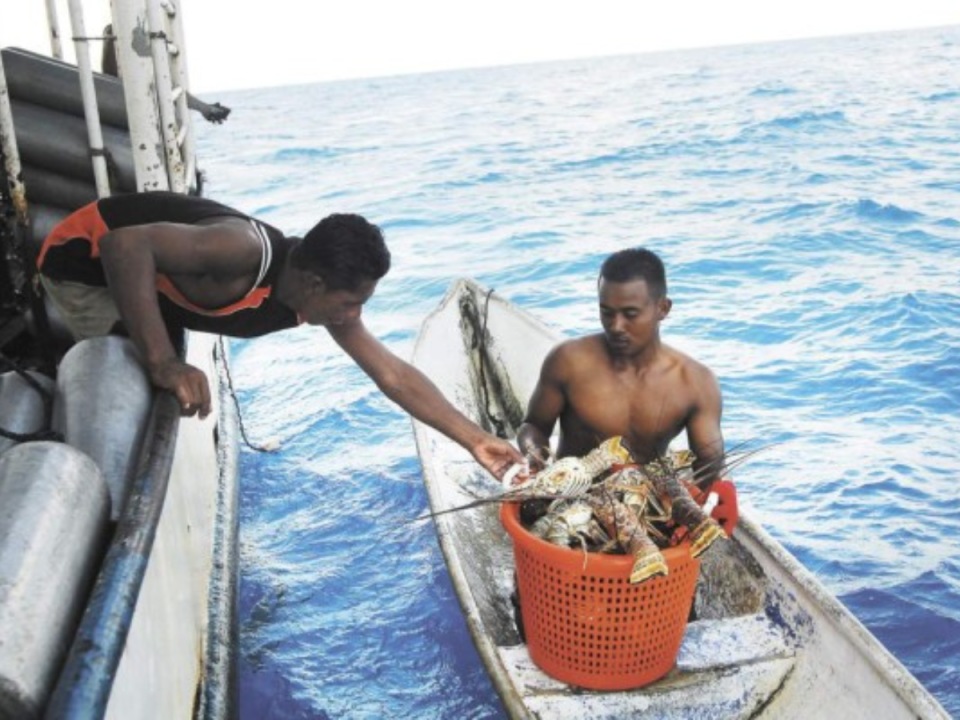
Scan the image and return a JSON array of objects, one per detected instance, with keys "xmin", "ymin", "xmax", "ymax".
[{"xmin": 412, "ymin": 278, "xmax": 948, "ymax": 720}]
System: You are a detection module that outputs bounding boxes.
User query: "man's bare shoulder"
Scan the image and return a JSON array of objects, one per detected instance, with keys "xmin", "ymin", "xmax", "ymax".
[
  {"xmin": 548, "ymin": 334, "xmax": 607, "ymax": 360},
  {"xmin": 542, "ymin": 334, "xmax": 608, "ymax": 377},
  {"xmin": 195, "ymin": 219, "xmax": 264, "ymax": 274},
  {"xmin": 663, "ymin": 343, "xmax": 719, "ymax": 388},
  {"xmin": 190, "ymin": 215, "xmax": 261, "ymax": 242}
]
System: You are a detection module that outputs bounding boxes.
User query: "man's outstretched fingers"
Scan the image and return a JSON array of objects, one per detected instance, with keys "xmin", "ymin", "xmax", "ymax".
[
  {"xmin": 175, "ymin": 384, "xmax": 197, "ymax": 416},
  {"xmin": 197, "ymin": 375, "xmax": 212, "ymax": 418}
]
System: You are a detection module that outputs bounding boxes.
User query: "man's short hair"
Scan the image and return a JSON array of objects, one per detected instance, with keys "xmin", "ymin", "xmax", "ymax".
[
  {"xmin": 599, "ymin": 248, "xmax": 667, "ymax": 299},
  {"xmin": 291, "ymin": 213, "xmax": 391, "ymax": 291}
]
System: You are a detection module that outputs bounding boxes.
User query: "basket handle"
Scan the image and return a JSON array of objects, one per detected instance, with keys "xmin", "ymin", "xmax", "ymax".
[
  {"xmin": 674, "ymin": 479, "xmax": 740, "ymax": 544},
  {"xmin": 706, "ymin": 479, "xmax": 739, "ymax": 537}
]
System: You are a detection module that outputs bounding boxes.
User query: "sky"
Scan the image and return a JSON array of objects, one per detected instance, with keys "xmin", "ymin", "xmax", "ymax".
[{"xmin": 2, "ymin": 1, "xmax": 958, "ymax": 93}]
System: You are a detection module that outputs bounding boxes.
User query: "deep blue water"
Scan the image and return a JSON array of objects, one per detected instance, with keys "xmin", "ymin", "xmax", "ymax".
[{"xmin": 196, "ymin": 26, "xmax": 960, "ymax": 718}]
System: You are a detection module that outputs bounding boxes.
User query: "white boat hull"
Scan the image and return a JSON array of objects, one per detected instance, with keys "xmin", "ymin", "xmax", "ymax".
[{"xmin": 105, "ymin": 333, "xmax": 238, "ymax": 719}]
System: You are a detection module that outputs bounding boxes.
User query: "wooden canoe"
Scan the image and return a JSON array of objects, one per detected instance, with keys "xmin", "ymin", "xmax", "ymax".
[{"xmin": 411, "ymin": 278, "xmax": 948, "ymax": 719}]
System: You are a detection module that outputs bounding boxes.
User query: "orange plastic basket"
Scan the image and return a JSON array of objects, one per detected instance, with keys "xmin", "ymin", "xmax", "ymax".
[{"xmin": 500, "ymin": 502, "xmax": 700, "ymax": 690}]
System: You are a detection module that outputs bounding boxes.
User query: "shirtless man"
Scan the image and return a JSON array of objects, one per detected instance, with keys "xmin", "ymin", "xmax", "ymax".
[
  {"xmin": 517, "ymin": 247, "xmax": 724, "ymax": 489},
  {"xmin": 37, "ymin": 191, "xmax": 521, "ymax": 480}
]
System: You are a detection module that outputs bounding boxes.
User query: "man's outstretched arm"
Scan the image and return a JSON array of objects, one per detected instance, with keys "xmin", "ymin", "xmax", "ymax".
[
  {"xmin": 328, "ymin": 319, "xmax": 523, "ymax": 480},
  {"xmin": 187, "ymin": 94, "xmax": 231, "ymax": 124}
]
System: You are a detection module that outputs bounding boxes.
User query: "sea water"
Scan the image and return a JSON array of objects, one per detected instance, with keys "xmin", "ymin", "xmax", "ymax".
[{"xmin": 195, "ymin": 26, "xmax": 960, "ymax": 718}]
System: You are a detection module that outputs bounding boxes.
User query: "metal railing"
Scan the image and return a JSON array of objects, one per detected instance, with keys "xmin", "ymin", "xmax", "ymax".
[
  {"xmin": 43, "ymin": 0, "xmax": 64, "ymax": 60},
  {"xmin": 2, "ymin": 0, "xmax": 200, "ymax": 199},
  {"xmin": 66, "ymin": 0, "xmax": 111, "ymax": 197},
  {"xmin": 0, "ymin": 0, "xmax": 200, "ymax": 331},
  {"xmin": 110, "ymin": 0, "xmax": 198, "ymax": 194}
]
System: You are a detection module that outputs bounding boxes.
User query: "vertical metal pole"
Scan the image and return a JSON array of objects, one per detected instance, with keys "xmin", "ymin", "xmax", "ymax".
[
  {"xmin": 0, "ymin": 58, "xmax": 28, "ymax": 224},
  {"xmin": 1, "ymin": 58, "xmax": 56, "ymax": 368},
  {"xmin": 66, "ymin": 0, "xmax": 112, "ymax": 198},
  {"xmin": 162, "ymin": 0, "xmax": 197, "ymax": 192},
  {"xmin": 111, "ymin": 0, "xmax": 170, "ymax": 192},
  {"xmin": 144, "ymin": 0, "xmax": 185, "ymax": 193},
  {"xmin": 44, "ymin": 0, "xmax": 65, "ymax": 60}
]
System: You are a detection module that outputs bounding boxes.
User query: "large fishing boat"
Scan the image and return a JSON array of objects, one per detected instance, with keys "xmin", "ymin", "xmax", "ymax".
[
  {"xmin": 1, "ymin": 3, "xmax": 237, "ymax": 718},
  {"xmin": 411, "ymin": 278, "xmax": 950, "ymax": 719}
]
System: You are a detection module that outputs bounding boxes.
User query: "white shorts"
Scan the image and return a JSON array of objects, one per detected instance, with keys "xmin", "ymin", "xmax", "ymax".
[{"xmin": 39, "ymin": 275, "xmax": 121, "ymax": 341}]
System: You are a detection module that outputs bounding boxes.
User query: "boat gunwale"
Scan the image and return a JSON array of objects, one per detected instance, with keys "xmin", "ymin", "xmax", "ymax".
[
  {"xmin": 195, "ymin": 337, "xmax": 241, "ymax": 719},
  {"xmin": 730, "ymin": 513, "xmax": 950, "ymax": 718}
]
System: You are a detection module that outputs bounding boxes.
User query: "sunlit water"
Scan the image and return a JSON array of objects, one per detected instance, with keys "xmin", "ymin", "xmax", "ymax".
[{"xmin": 195, "ymin": 26, "xmax": 960, "ymax": 718}]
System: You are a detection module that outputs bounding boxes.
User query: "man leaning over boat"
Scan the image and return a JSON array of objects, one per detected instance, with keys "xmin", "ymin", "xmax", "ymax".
[
  {"xmin": 517, "ymin": 248, "xmax": 725, "ymax": 488},
  {"xmin": 36, "ymin": 191, "xmax": 522, "ymax": 479}
]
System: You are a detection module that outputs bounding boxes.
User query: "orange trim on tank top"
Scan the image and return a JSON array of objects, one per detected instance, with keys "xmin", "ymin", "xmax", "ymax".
[
  {"xmin": 155, "ymin": 274, "xmax": 272, "ymax": 316},
  {"xmin": 36, "ymin": 200, "xmax": 110, "ymax": 268}
]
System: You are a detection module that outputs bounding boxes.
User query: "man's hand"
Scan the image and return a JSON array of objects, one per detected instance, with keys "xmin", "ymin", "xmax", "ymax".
[
  {"xmin": 149, "ymin": 358, "xmax": 212, "ymax": 419},
  {"xmin": 516, "ymin": 422, "xmax": 554, "ymax": 474},
  {"xmin": 201, "ymin": 102, "xmax": 231, "ymax": 124},
  {"xmin": 521, "ymin": 444, "xmax": 552, "ymax": 474},
  {"xmin": 470, "ymin": 435, "xmax": 524, "ymax": 481}
]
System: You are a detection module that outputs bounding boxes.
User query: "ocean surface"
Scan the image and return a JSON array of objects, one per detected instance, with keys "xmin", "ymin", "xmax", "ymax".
[{"xmin": 195, "ymin": 26, "xmax": 960, "ymax": 718}]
